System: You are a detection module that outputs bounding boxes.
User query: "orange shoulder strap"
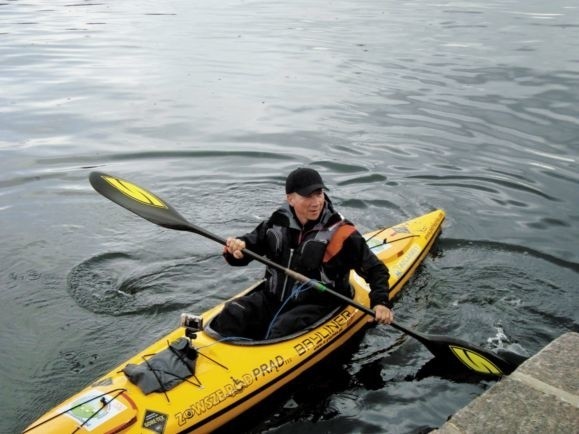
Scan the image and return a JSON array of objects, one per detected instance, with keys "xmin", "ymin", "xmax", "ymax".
[{"xmin": 323, "ymin": 224, "xmax": 356, "ymax": 263}]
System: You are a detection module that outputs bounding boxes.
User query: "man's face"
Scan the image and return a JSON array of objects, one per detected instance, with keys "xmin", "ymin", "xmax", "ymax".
[{"xmin": 287, "ymin": 189, "xmax": 325, "ymax": 225}]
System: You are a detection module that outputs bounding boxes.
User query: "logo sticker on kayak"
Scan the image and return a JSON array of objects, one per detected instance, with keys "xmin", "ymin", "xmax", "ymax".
[
  {"xmin": 102, "ymin": 175, "xmax": 167, "ymax": 209},
  {"xmin": 366, "ymin": 237, "xmax": 392, "ymax": 255},
  {"xmin": 391, "ymin": 244, "xmax": 420, "ymax": 278},
  {"xmin": 390, "ymin": 225, "xmax": 410, "ymax": 235},
  {"xmin": 61, "ymin": 390, "xmax": 127, "ymax": 431},
  {"xmin": 143, "ymin": 410, "xmax": 168, "ymax": 433},
  {"xmin": 176, "ymin": 374, "xmax": 255, "ymax": 426},
  {"xmin": 293, "ymin": 310, "xmax": 352, "ymax": 356}
]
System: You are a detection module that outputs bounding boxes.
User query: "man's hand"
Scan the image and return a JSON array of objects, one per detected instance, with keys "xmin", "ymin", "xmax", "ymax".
[
  {"xmin": 368, "ymin": 304, "xmax": 394, "ymax": 325},
  {"xmin": 224, "ymin": 237, "xmax": 246, "ymax": 259}
]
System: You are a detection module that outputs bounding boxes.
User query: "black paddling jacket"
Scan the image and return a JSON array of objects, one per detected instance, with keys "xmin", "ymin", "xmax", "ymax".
[{"xmin": 224, "ymin": 198, "xmax": 392, "ymax": 309}]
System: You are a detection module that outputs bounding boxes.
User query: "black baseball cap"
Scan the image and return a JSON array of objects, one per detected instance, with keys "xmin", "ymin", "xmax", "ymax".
[{"xmin": 285, "ymin": 167, "xmax": 327, "ymax": 196}]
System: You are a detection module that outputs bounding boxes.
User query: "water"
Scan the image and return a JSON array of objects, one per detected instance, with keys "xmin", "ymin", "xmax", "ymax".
[{"xmin": 1, "ymin": 0, "xmax": 578, "ymax": 432}]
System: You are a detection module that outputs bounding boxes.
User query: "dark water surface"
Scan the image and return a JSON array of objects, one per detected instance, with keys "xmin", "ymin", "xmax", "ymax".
[{"xmin": 1, "ymin": 1, "xmax": 578, "ymax": 433}]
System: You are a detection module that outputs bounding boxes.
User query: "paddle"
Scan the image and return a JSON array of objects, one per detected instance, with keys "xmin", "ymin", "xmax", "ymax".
[{"xmin": 89, "ymin": 171, "xmax": 525, "ymax": 377}]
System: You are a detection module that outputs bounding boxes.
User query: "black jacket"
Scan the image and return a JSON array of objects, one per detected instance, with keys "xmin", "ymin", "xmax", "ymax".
[{"xmin": 224, "ymin": 198, "xmax": 392, "ymax": 308}]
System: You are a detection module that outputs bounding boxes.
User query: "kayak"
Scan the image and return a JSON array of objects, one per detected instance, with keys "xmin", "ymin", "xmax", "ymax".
[{"xmin": 24, "ymin": 209, "xmax": 445, "ymax": 434}]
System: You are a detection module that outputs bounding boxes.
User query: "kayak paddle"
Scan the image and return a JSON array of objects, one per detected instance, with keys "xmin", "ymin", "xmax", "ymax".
[{"xmin": 89, "ymin": 171, "xmax": 525, "ymax": 377}]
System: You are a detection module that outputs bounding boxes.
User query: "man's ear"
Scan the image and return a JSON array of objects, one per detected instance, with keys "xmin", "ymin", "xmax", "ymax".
[{"xmin": 286, "ymin": 193, "xmax": 295, "ymax": 206}]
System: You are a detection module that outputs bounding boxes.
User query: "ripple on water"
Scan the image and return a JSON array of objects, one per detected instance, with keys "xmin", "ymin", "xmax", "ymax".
[
  {"xmin": 404, "ymin": 238, "xmax": 579, "ymax": 356},
  {"xmin": 66, "ymin": 251, "xmax": 204, "ymax": 315}
]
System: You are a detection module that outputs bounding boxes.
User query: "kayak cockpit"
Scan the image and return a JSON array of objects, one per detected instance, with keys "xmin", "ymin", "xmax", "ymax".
[{"xmin": 201, "ymin": 280, "xmax": 351, "ymax": 346}]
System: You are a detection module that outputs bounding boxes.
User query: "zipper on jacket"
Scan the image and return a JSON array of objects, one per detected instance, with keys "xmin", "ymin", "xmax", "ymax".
[{"xmin": 280, "ymin": 248, "xmax": 294, "ymax": 301}]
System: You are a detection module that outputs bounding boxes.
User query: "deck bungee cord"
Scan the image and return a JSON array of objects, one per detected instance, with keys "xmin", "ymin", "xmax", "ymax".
[{"xmin": 366, "ymin": 227, "xmax": 419, "ymax": 247}]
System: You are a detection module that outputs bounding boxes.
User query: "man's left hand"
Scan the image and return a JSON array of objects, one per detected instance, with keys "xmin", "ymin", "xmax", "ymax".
[{"xmin": 369, "ymin": 304, "xmax": 394, "ymax": 325}]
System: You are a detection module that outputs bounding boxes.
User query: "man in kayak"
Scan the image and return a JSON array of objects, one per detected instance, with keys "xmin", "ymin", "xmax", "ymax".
[{"xmin": 210, "ymin": 167, "xmax": 393, "ymax": 340}]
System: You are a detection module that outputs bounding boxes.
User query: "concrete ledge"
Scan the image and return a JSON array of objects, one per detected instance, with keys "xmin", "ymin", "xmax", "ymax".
[{"xmin": 432, "ymin": 332, "xmax": 579, "ymax": 434}]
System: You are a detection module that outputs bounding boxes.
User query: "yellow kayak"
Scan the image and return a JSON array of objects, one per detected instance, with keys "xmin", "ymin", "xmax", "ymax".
[{"xmin": 24, "ymin": 209, "xmax": 445, "ymax": 434}]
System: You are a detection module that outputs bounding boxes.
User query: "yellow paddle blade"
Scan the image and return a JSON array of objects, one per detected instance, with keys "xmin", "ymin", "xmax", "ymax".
[
  {"xmin": 101, "ymin": 175, "xmax": 168, "ymax": 209},
  {"xmin": 450, "ymin": 345, "xmax": 503, "ymax": 376}
]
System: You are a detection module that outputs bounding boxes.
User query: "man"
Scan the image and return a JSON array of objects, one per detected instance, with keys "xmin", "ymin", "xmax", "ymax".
[{"xmin": 210, "ymin": 167, "xmax": 393, "ymax": 340}]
